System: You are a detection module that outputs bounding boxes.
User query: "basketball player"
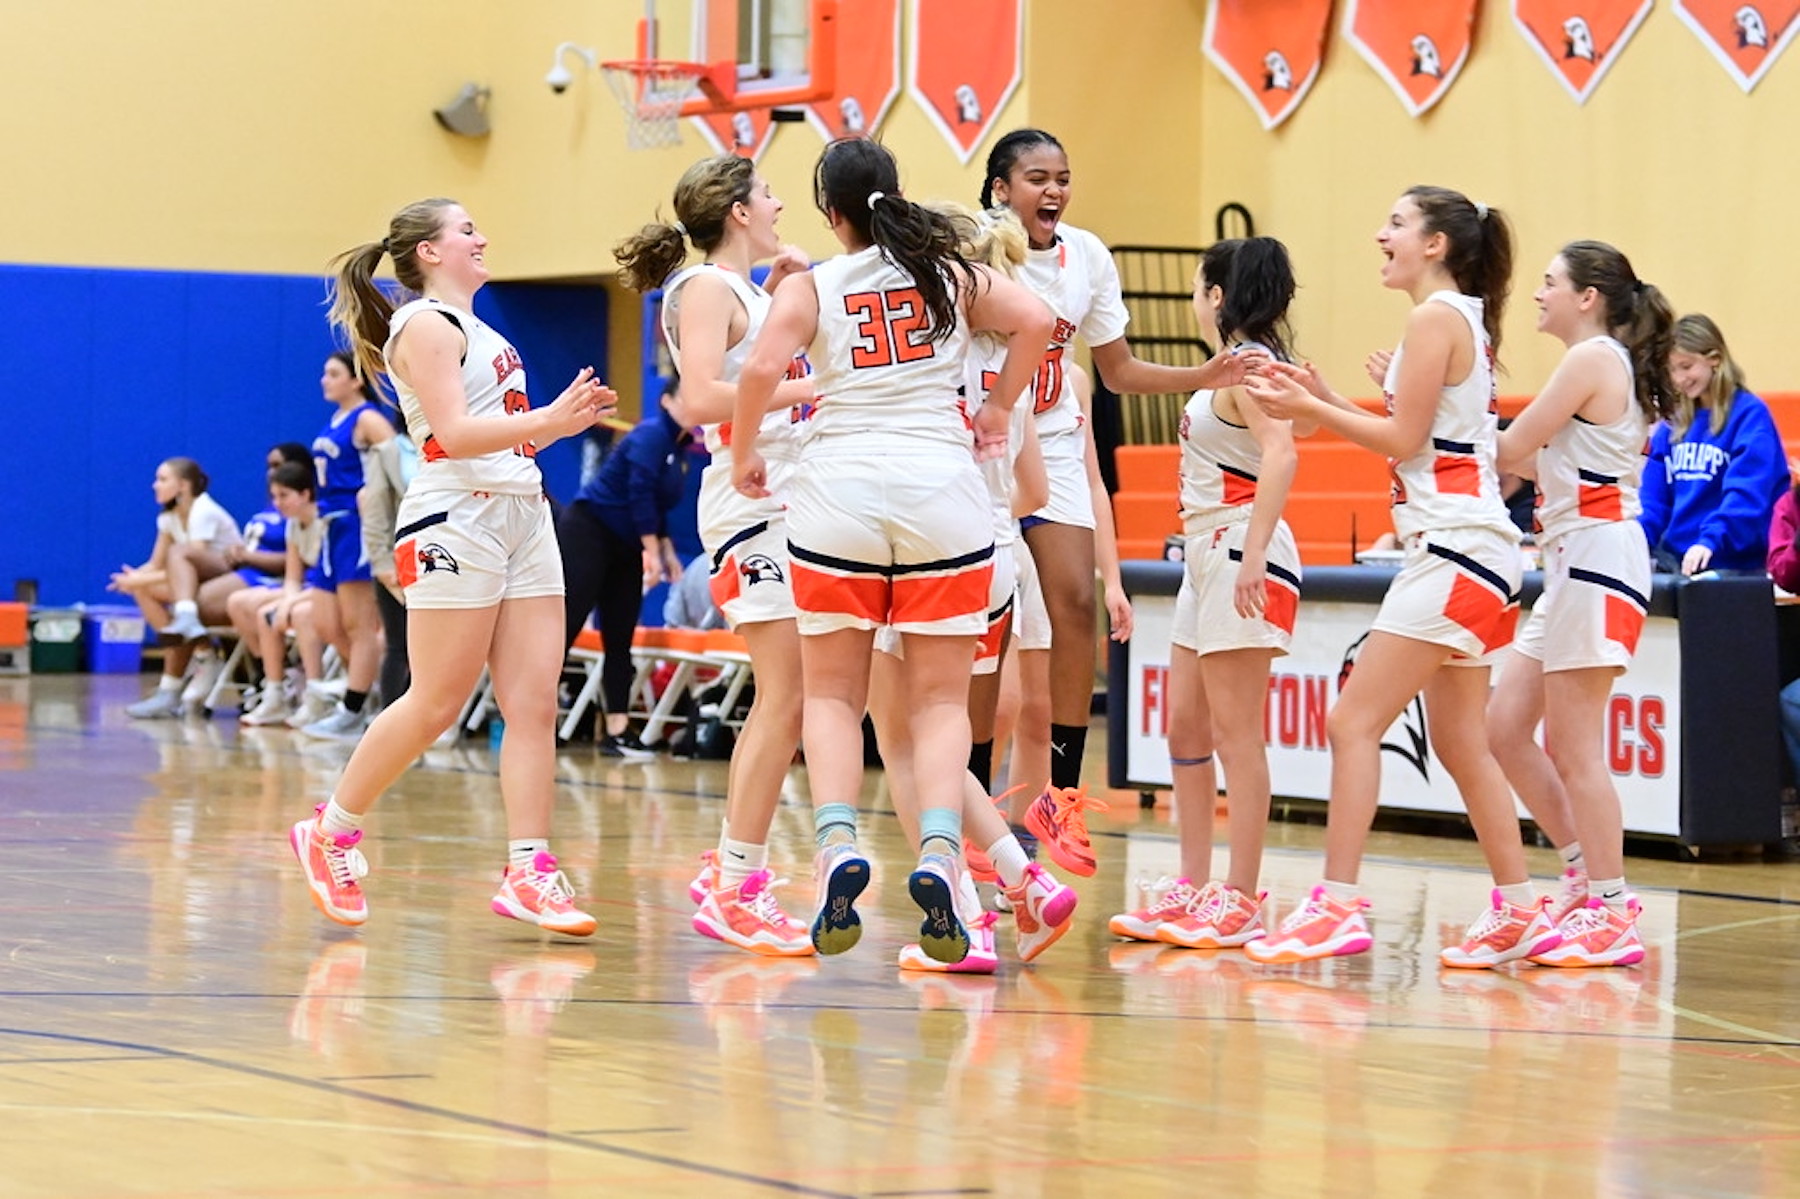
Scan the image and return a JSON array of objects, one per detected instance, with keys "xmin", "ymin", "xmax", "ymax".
[
  {"xmin": 1486, "ymin": 241, "xmax": 1675, "ymax": 968},
  {"xmin": 1242, "ymin": 187, "xmax": 1543, "ymax": 964},
  {"xmin": 288, "ymin": 198, "xmax": 616, "ymax": 935},
  {"xmin": 615, "ymin": 155, "xmax": 820, "ymax": 957},
  {"xmin": 980, "ymin": 128, "xmax": 1258, "ymax": 877},
  {"xmin": 732, "ymin": 138, "xmax": 1054, "ymax": 963},
  {"xmin": 1109, "ymin": 237, "xmax": 1303, "ymax": 952}
]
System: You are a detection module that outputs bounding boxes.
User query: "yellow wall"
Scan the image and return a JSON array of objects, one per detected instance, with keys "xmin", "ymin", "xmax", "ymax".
[
  {"xmin": 1199, "ymin": 3, "xmax": 1800, "ymax": 397},
  {"xmin": 14, "ymin": 2, "xmax": 1795, "ymax": 399}
]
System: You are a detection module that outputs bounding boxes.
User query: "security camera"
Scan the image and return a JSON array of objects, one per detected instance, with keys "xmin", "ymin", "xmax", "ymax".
[{"xmin": 547, "ymin": 42, "xmax": 596, "ymax": 95}]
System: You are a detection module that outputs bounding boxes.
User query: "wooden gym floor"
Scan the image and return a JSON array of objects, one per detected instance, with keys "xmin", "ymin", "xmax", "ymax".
[{"xmin": 3, "ymin": 673, "xmax": 1798, "ymax": 1197}]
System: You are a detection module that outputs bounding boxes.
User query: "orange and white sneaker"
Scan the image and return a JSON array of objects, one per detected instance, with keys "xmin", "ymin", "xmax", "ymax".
[
  {"xmin": 1023, "ymin": 785, "xmax": 1109, "ymax": 877},
  {"xmin": 1160, "ymin": 883, "xmax": 1267, "ymax": 949},
  {"xmin": 687, "ymin": 849, "xmax": 719, "ymax": 905},
  {"xmin": 491, "ymin": 851, "xmax": 598, "ymax": 938},
  {"xmin": 1439, "ymin": 890, "xmax": 1563, "ymax": 969},
  {"xmin": 289, "ymin": 805, "xmax": 369, "ymax": 927},
  {"xmin": 1108, "ymin": 877, "xmax": 1205, "ymax": 941},
  {"xmin": 1547, "ymin": 867, "xmax": 1590, "ymax": 926},
  {"xmin": 693, "ymin": 869, "xmax": 815, "ymax": 957},
  {"xmin": 900, "ymin": 911, "xmax": 1000, "ymax": 975},
  {"xmin": 1003, "ymin": 862, "xmax": 1079, "ymax": 963},
  {"xmin": 1243, "ymin": 887, "xmax": 1373, "ymax": 964},
  {"xmin": 1530, "ymin": 897, "xmax": 1645, "ymax": 968}
]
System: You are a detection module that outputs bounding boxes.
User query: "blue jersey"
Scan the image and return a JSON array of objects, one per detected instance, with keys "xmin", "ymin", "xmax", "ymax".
[
  {"xmin": 313, "ymin": 403, "xmax": 379, "ymax": 514},
  {"xmin": 235, "ymin": 504, "xmax": 288, "ymax": 586}
]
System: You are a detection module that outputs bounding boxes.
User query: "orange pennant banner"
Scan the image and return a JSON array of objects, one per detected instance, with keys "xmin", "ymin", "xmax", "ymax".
[
  {"xmin": 1344, "ymin": 0, "xmax": 1480, "ymax": 117},
  {"xmin": 1512, "ymin": 0, "xmax": 1653, "ymax": 103},
  {"xmin": 689, "ymin": 107, "xmax": 778, "ymax": 162},
  {"xmin": 908, "ymin": 0, "xmax": 1023, "ymax": 164},
  {"xmin": 1202, "ymin": 0, "xmax": 1332, "ymax": 130},
  {"xmin": 1674, "ymin": 0, "xmax": 1800, "ymax": 91},
  {"xmin": 806, "ymin": 0, "xmax": 901, "ymax": 140}
]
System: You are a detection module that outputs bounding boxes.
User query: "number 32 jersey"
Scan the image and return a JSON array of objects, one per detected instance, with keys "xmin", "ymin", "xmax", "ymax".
[{"xmin": 806, "ymin": 245, "xmax": 973, "ymax": 452}]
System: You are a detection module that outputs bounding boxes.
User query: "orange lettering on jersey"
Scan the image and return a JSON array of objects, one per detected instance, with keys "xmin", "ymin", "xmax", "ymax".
[
  {"xmin": 502, "ymin": 388, "xmax": 536, "ymax": 458},
  {"xmin": 492, "ymin": 346, "xmax": 523, "ymax": 383},
  {"xmin": 421, "ymin": 436, "xmax": 450, "ymax": 462}
]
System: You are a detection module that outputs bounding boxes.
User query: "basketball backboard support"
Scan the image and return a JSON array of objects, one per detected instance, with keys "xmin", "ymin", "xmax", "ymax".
[{"xmin": 621, "ymin": 0, "xmax": 837, "ymax": 116}]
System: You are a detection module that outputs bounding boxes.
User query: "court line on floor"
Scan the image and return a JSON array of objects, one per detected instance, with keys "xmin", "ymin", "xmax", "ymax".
[{"xmin": 0, "ymin": 1025, "xmax": 860, "ymax": 1198}]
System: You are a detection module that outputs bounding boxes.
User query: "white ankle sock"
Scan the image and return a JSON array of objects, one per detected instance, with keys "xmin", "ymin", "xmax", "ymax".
[
  {"xmin": 717, "ymin": 837, "xmax": 767, "ymax": 887},
  {"xmin": 1496, "ymin": 882, "xmax": 1536, "ymax": 908},
  {"xmin": 508, "ymin": 838, "xmax": 549, "ymax": 869},
  {"xmin": 318, "ymin": 799, "xmax": 363, "ymax": 836},
  {"xmin": 988, "ymin": 835, "xmax": 1031, "ymax": 890},
  {"xmin": 1321, "ymin": 879, "xmax": 1362, "ymax": 904},
  {"xmin": 1590, "ymin": 877, "xmax": 1629, "ymax": 908}
]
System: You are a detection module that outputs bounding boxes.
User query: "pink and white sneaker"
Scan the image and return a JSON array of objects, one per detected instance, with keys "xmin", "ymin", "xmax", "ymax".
[
  {"xmin": 1439, "ymin": 890, "xmax": 1562, "ymax": 969},
  {"xmin": 1243, "ymin": 887, "xmax": 1373, "ymax": 964},
  {"xmin": 289, "ymin": 805, "xmax": 369, "ymax": 927},
  {"xmin": 492, "ymin": 851, "xmax": 597, "ymax": 938},
  {"xmin": 687, "ymin": 850, "xmax": 720, "ymax": 905},
  {"xmin": 1003, "ymin": 862, "xmax": 1079, "ymax": 963},
  {"xmin": 1547, "ymin": 867, "xmax": 1590, "ymax": 926},
  {"xmin": 693, "ymin": 870, "xmax": 815, "ymax": 957},
  {"xmin": 1530, "ymin": 897, "xmax": 1646, "ymax": 968},
  {"xmin": 1159, "ymin": 883, "xmax": 1266, "ymax": 949},
  {"xmin": 899, "ymin": 912, "xmax": 1000, "ymax": 975},
  {"xmin": 1108, "ymin": 877, "xmax": 1203, "ymax": 942}
]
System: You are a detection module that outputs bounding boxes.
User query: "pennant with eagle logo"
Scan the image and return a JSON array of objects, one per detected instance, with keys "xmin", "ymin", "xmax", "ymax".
[
  {"xmin": 1512, "ymin": 0, "xmax": 1654, "ymax": 103},
  {"xmin": 1343, "ymin": 0, "xmax": 1480, "ymax": 118},
  {"xmin": 1674, "ymin": 0, "xmax": 1800, "ymax": 91},
  {"xmin": 1202, "ymin": 0, "xmax": 1332, "ymax": 130}
]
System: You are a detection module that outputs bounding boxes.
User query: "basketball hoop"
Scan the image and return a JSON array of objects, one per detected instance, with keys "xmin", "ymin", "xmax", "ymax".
[{"xmin": 602, "ymin": 59, "xmax": 707, "ymax": 149}]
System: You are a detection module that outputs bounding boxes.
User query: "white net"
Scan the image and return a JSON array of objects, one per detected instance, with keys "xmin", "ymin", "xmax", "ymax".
[{"xmin": 602, "ymin": 62, "xmax": 705, "ymax": 150}]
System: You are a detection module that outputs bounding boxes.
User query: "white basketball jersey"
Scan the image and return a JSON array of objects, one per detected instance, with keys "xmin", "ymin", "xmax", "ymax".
[
  {"xmin": 1382, "ymin": 291, "xmax": 1515, "ymax": 541},
  {"xmin": 384, "ymin": 298, "xmax": 541, "ymax": 496},
  {"xmin": 661, "ymin": 264, "xmax": 809, "ymax": 467},
  {"xmin": 1015, "ymin": 223, "xmax": 1130, "ymax": 459},
  {"xmin": 1535, "ymin": 336, "xmax": 1647, "ymax": 541},
  {"xmin": 1177, "ymin": 389, "xmax": 1263, "ymax": 531},
  {"xmin": 806, "ymin": 246, "xmax": 972, "ymax": 451},
  {"xmin": 965, "ymin": 336, "xmax": 1031, "ymax": 547}
]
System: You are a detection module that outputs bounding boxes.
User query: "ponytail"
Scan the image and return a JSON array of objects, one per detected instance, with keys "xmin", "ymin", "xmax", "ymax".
[
  {"xmin": 1205, "ymin": 237, "xmax": 1297, "ymax": 364},
  {"xmin": 1559, "ymin": 240, "xmax": 1676, "ymax": 424},
  {"xmin": 614, "ymin": 222, "xmax": 690, "ymax": 293},
  {"xmin": 815, "ymin": 139, "xmax": 972, "ymax": 345},
  {"xmin": 1405, "ymin": 185, "xmax": 1513, "ymax": 357},
  {"xmin": 614, "ymin": 155, "xmax": 757, "ymax": 293},
  {"xmin": 327, "ymin": 197, "xmax": 458, "ymax": 390}
]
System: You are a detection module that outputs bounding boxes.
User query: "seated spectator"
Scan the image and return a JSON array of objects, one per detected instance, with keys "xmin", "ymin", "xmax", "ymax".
[
  {"xmin": 1641, "ymin": 314, "xmax": 1788, "ymax": 576},
  {"xmin": 110, "ymin": 457, "xmax": 243, "ymax": 719},
  {"xmin": 662, "ymin": 551, "xmax": 726, "ymax": 631},
  {"xmin": 238, "ymin": 463, "xmax": 333, "ymax": 727},
  {"xmin": 557, "ymin": 375, "xmax": 695, "ymax": 758}
]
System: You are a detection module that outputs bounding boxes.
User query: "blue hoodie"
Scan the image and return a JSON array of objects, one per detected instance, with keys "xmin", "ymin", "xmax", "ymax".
[{"xmin": 1638, "ymin": 387, "xmax": 1789, "ymax": 573}]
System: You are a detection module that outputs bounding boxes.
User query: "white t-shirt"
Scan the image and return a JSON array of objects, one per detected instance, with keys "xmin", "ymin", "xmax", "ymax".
[{"xmin": 156, "ymin": 492, "xmax": 241, "ymax": 553}]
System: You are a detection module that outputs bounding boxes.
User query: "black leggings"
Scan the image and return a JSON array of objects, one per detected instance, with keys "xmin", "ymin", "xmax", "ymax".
[
  {"xmin": 558, "ymin": 501, "xmax": 644, "ymax": 717},
  {"xmin": 376, "ymin": 583, "xmax": 409, "ymax": 703}
]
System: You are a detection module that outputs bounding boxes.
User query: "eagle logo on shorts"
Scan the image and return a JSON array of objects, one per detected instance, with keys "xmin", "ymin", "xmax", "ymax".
[
  {"xmin": 740, "ymin": 554, "xmax": 784, "ymax": 586},
  {"xmin": 418, "ymin": 543, "xmax": 461, "ymax": 575}
]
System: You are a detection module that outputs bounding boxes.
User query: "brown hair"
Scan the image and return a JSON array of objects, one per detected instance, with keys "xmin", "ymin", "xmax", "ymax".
[
  {"xmin": 160, "ymin": 457, "xmax": 208, "ymax": 511},
  {"xmin": 614, "ymin": 156, "xmax": 759, "ymax": 293},
  {"xmin": 1671, "ymin": 313, "xmax": 1747, "ymax": 439},
  {"xmin": 1558, "ymin": 241, "xmax": 1676, "ymax": 424},
  {"xmin": 326, "ymin": 198, "xmax": 460, "ymax": 387},
  {"xmin": 1404, "ymin": 185, "xmax": 1513, "ymax": 356}
]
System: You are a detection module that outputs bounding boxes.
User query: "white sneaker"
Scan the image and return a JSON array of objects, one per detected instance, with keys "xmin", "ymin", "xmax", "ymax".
[
  {"xmin": 285, "ymin": 692, "xmax": 336, "ymax": 730},
  {"xmin": 181, "ymin": 654, "xmax": 225, "ymax": 710},
  {"xmin": 164, "ymin": 609, "xmax": 208, "ymax": 642},
  {"xmin": 239, "ymin": 688, "xmax": 293, "ymax": 726},
  {"xmin": 126, "ymin": 689, "xmax": 184, "ymax": 720},
  {"xmin": 308, "ymin": 677, "xmax": 349, "ymax": 703},
  {"xmin": 300, "ymin": 704, "xmax": 369, "ymax": 741}
]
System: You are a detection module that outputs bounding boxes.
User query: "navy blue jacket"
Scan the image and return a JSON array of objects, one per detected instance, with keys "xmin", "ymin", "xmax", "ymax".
[{"xmin": 574, "ymin": 407, "xmax": 689, "ymax": 543}]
